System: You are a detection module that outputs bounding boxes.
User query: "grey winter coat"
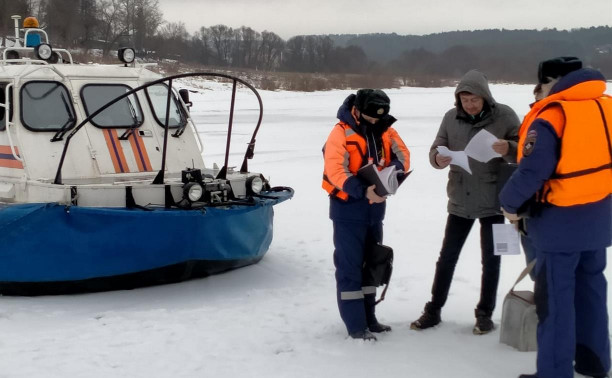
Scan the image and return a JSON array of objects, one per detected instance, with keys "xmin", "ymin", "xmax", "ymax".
[{"xmin": 429, "ymin": 70, "xmax": 520, "ymax": 218}]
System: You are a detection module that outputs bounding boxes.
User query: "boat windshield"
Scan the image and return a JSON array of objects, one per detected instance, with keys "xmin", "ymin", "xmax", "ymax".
[
  {"xmin": 20, "ymin": 81, "xmax": 76, "ymax": 131},
  {"xmin": 144, "ymin": 84, "xmax": 186, "ymax": 129},
  {"xmin": 81, "ymin": 84, "xmax": 144, "ymax": 129}
]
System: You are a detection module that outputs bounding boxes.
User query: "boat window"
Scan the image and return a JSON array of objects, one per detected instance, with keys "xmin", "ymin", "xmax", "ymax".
[
  {"xmin": 81, "ymin": 84, "xmax": 144, "ymax": 129},
  {"xmin": 144, "ymin": 84, "xmax": 186, "ymax": 129},
  {"xmin": 20, "ymin": 81, "xmax": 75, "ymax": 132},
  {"xmin": 0, "ymin": 83, "xmax": 13, "ymax": 131}
]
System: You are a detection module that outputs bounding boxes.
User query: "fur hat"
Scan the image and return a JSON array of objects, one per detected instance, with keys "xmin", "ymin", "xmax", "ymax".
[
  {"xmin": 537, "ymin": 57, "xmax": 582, "ymax": 84},
  {"xmin": 354, "ymin": 89, "xmax": 390, "ymax": 118}
]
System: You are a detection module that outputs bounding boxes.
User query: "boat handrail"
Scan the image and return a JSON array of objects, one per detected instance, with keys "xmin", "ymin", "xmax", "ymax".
[
  {"xmin": 0, "ymin": 54, "xmax": 48, "ymax": 66},
  {"xmin": 1, "ymin": 47, "xmax": 73, "ymax": 65},
  {"xmin": 13, "ymin": 64, "xmax": 67, "ymax": 86},
  {"xmin": 4, "ymin": 83, "xmax": 23, "ymax": 163},
  {"xmin": 23, "ymin": 28, "xmax": 49, "ymax": 45},
  {"xmin": 187, "ymin": 115, "xmax": 203, "ymax": 154},
  {"xmin": 53, "ymin": 72, "xmax": 264, "ymax": 186}
]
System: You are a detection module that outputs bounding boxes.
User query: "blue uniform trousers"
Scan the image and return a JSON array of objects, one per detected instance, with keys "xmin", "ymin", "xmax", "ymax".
[
  {"xmin": 535, "ymin": 248, "xmax": 610, "ymax": 378},
  {"xmin": 333, "ymin": 220, "xmax": 382, "ymax": 334}
]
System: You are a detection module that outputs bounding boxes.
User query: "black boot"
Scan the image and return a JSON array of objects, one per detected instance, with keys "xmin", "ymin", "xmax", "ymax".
[
  {"xmin": 364, "ymin": 293, "xmax": 392, "ymax": 333},
  {"xmin": 410, "ymin": 302, "xmax": 441, "ymax": 330},
  {"xmin": 349, "ymin": 329, "xmax": 377, "ymax": 341},
  {"xmin": 518, "ymin": 374, "xmax": 537, "ymax": 378},
  {"xmin": 473, "ymin": 308, "xmax": 494, "ymax": 335}
]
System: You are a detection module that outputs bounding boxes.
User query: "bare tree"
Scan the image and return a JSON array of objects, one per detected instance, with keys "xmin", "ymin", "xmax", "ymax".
[
  {"xmin": 283, "ymin": 36, "xmax": 306, "ymax": 71},
  {"xmin": 239, "ymin": 26, "xmax": 260, "ymax": 68},
  {"xmin": 44, "ymin": 0, "xmax": 81, "ymax": 47},
  {"xmin": 208, "ymin": 24, "xmax": 234, "ymax": 65},
  {"xmin": 95, "ymin": 0, "xmax": 161, "ymax": 56},
  {"xmin": 129, "ymin": 0, "xmax": 162, "ymax": 52},
  {"xmin": 257, "ymin": 31, "xmax": 284, "ymax": 70},
  {"xmin": 189, "ymin": 27, "xmax": 212, "ymax": 64},
  {"xmin": 156, "ymin": 21, "xmax": 188, "ymax": 58},
  {"xmin": 97, "ymin": 0, "xmax": 128, "ymax": 55}
]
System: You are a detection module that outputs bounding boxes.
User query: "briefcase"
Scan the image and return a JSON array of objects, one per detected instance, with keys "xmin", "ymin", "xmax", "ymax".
[{"xmin": 499, "ymin": 260, "xmax": 538, "ymax": 352}]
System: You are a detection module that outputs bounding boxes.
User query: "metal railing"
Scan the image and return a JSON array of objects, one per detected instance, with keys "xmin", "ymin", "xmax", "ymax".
[{"xmin": 53, "ymin": 72, "xmax": 263, "ymax": 185}]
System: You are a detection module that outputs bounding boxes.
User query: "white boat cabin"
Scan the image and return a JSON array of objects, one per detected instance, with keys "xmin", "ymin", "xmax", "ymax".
[{"xmin": 0, "ymin": 16, "xmax": 259, "ymax": 209}]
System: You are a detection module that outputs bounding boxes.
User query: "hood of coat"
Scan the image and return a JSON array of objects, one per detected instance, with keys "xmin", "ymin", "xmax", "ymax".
[
  {"xmin": 454, "ymin": 70, "xmax": 496, "ymax": 117},
  {"xmin": 336, "ymin": 93, "xmax": 396, "ymax": 136}
]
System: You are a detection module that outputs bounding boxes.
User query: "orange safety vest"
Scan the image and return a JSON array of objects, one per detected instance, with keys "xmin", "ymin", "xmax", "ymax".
[
  {"xmin": 519, "ymin": 96, "xmax": 612, "ymax": 207},
  {"xmin": 322, "ymin": 122, "xmax": 409, "ymax": 200}
]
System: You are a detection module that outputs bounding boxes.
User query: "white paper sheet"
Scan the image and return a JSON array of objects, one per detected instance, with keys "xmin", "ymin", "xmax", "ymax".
[
  {"xmin": 436, "ymin": 146, "xmax": 471, "ymax": 174},
  {"xmin": 493, "ymin": 223, "xmax": 521, "ymax": 255},
  {"xmin": 465, "ymin": 129, "xmax": 502, "ymax": 163}
]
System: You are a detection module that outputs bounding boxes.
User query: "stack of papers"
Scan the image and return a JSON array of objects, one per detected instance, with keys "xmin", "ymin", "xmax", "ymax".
[{"xmin": 436, "ymin": 129, "xmax": 501, "ymax": 174}]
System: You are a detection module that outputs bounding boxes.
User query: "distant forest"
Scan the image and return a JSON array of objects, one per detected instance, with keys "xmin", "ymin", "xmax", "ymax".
[{"xmin": 1, "ymin": 0, "xmax": 611, "ymax": 88}]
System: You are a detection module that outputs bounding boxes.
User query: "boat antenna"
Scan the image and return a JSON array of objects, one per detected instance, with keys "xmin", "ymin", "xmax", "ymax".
[{"xmin": 11, "ymin": 15, "xmax": 21, "ymax": 48}]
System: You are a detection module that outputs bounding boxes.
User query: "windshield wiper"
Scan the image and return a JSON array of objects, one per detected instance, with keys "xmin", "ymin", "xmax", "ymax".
[
  {"xmin": 119, "ymin": 97, "xmax": 140, "ymax": 140},
  {"xmin": 171, "ymin": 111, "xmax": 188, "ymax": 138},
  {"xmin": 51, "ymin": 92, "xmax": 76, "ymax": 142}
]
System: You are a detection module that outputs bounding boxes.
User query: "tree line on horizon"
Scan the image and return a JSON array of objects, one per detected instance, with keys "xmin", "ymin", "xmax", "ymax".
[{"xmin": 1, "ymin": 0, "xmax": 611, "ymax": 87}]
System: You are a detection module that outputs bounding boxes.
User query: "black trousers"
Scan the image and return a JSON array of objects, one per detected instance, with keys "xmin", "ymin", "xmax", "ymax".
[{"xmin": 429, "ymin": 213, "xmax": 504, "ymax": 317}]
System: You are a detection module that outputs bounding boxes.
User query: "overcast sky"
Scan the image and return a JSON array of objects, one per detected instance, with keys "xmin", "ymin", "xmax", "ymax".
[{"xmin": 158, "ymin": 0, "xmax": 612, "ymax": 39}]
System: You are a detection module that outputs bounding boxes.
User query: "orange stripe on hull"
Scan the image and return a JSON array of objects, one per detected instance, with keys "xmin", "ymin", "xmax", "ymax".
[
  {"xmin": 128, "ymin": 132, "xmax": 153, "ymax": 172},
  {"xmin": 0, "ymin": 159, "xmax": 24, "ymax": 169},
  {"xmin": 104, "ymin": 130, "xmax": 130, "ymax": 173},
  {"xmin": 110, "ymin": 130, "xmax": 130, "ymax": 173},
  {"xmin": 0, "ymin": 145, "xmax": 20, "ymax": 155},
  {"xmin": 104, "ymin": 130, "xmax": 122, "ymax": 173},
  {"xmin": 0, "ymin": 146, "xmax": 23, "ymax": 169}
]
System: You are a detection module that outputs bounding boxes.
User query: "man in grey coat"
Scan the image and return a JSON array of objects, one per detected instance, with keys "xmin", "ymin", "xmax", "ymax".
[{"xmin": 411, "ymin": 70, "xmax": 520, "ymax": 334}]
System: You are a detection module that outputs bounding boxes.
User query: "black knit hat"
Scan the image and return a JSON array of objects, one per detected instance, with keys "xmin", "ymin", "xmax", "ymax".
[
  {"xmin": 355, "ymin": 89, "xmax": 390, "ymax": 118},
  {"xmin": 537, "ymin": 57, "xmax": 582, "ymax": 84}
]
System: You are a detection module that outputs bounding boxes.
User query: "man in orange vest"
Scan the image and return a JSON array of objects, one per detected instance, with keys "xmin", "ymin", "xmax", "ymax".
[
  {"xmin": 500, "ymin": 57, "xmax": 612, "ymax": 378},
  {"xmin": 322, "ymin": 89, "xmax": 410, "ymax": 340}
]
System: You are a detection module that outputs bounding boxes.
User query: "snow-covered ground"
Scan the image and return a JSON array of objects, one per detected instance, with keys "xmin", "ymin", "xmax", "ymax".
[{"xmin": 0, "ymin": 82, "xmax": 609, "ymax": 378}]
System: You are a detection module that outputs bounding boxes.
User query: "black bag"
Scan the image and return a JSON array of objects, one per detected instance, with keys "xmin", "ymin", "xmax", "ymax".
[{"xmin": 362, "ymin": 243, "xmax": 393, "ymax": 287}]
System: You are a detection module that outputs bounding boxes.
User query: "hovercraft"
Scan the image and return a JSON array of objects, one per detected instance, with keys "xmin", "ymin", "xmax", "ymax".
[{"xmin": 0, "ymin": 16, "xmax": 293, "ymax": 295}]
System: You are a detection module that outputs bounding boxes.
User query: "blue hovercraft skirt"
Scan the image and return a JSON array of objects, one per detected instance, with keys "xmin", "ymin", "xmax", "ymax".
[{"xmin": 0, "ymin": 190, "xmax": 293, "ymax": 295}]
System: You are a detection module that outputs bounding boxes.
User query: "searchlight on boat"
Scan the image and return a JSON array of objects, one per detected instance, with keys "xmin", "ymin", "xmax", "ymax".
[
  {"xmin": 246, "ymin": 176, "xmax": 264, "ymax": 195},
  {"xmin": 184, "ymin": 182, "xmax": 204, "ymax": 202},
  {"xmin": 118, "ymin": 47, "xmax": 135, "ymax": 64},
  {"xmin": 34, "ymin": 43, "xmax": 52, "ymax": 60}
]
